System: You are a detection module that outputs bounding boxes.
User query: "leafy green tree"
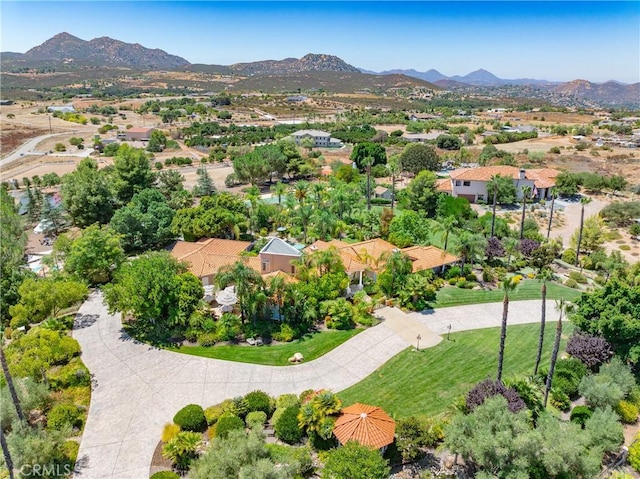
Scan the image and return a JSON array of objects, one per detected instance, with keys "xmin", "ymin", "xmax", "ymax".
[
  {"xmin": 109, "ymin": 188, "xmax": 175, "ymax": 252},
  {"xmin": 146, "ymin": 129, "xmax": 167, "ymax": 152},
  {"xmin": 156, "ymin": 170, "xmax": 185, "ymax": 200},
  {"xmin": 571, "ymin": 280, "xmax": 640, "ymax": 364},
  {"xmin": 321, "ymin": 441, "xmax": 390, "ymax": 479},
  {"xmin": 9, "ymin": 277, "xmax": 88, "ymax": 329},
  {"xmin": 171, "ymin": 193, "xmax": 247, "ymax": 241},
  {"xmin": 64, "ymin": 225, "xmax": 124, "ymax": 285},
  {"xmin": 40, "ymin": 198, "xmax": 68, "ymax": 236},
  {"xmin": 61, "ymin": 158, "xmax": 114, "ymax": 227},
  {"xmin": 256, "ymin": 144, "xmax": 288, "ymax": 181},
  {"xmin": 112, "ymin": 144, "xmax": 156, "ymax": 204},
  {"xmin": 0, "ymin": 188, "xmax": 28, "ymax": 323},
  {"xmin": 350, "ymin": 142, "xmax": 387, "ymax": 171},
  {"xmin": 387, "ymin": 210, "xmax": 431, "ymax": 248},
  {"xmin": 6, "ymin": 421, "xmax": 71, "ymax": 478},
  {"xmin": 103, "ymin": 251, "xmax": 202, "ymax": 333},
  {"xmin": 555, "ymin": 172, "xmax": 579, "ymax": 197},
  {"xmin": 377, "ymin": 251, "xmax": 413, "ymax": 298},
  {"xmin": 405, "ymin": 170, "xmax": 439, "ymax": 216},
  {"xmin": 192, "ymin": 166, "xmax": 216, "ymax": 197},
  {"xmin": 400, "ymin": 143, "xmax": 440, "ymax": 174},
  {"xmin": 435, "ymin": 194, "xmax": 475, "ymax": 222},
  {"xmin": 233, "ymin": 150, "xmax": 271, "ymax": 186},
  {"xmin": 436, "ymin": 134, "xmax": 462, "ymax": 150}
]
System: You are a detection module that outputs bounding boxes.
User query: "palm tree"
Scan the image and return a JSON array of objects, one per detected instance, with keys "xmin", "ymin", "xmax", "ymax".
[
  {"xmin": 497, "ymin": 275, "xmax": 520, "ymax": 382},
  {"xmin": 0, "ymin": 429, "xmax": 14, "ymax": 479},
  {"xmin": 312, "ymin": 247, "xmax": 344, "ymax": 276},
  {"xmin": 575, "ymin": 196, "xmax": 592, "ymax": 266},
  {"xmin": 546, "ymin": 191, "xmax": 556, "ymax": 240},
  {"xmin": 456, "ymin": 232, "xmax": 485, "ymax": 272},
  {"xmin": 543, "ymin": 299, "xmax": 568, "ymax": 408},
  {"xmin": 270, "ymin": 181, "xmax": 287, "ymax": 206},
  {"xmin": 0, "ymin": 341, "xmax": 24, "ymax": 422},
  {"xmin": 294, "ymin": 181, "xmax": 310, "ymax": 207},
  {"xmin": 503, "ymin": 237, "xmax": 519, "ymax": 269},
  {"xmin": 214, "ymin": 260, "xmax": 265, "ymax": 324},
  {"xmin": 435, "ymin": 216, "xmax": 457, "ymax": 251},
  {"xmin": 311, "ymin": 182, "xmax": 326, "ymax": 210},
  {"xmin": 534, "ymin": 268, "xmax": 553, "ymax": 376},
  {"xmin": 266, "ymin": 275, "xmax": 287, "ymax": 321},
  {"xmin": 362, "ymin": 156, "xmax": 374, "ymax": 211},
  {"xmin": 296, "ymin": 205, "xmax": 313, "ymax": 244},
  {"xmin": 379, "ymin": 250, "xmax": 413, "ymax": 298},
  {"xmin": 519, "ymin": 185, "xmax": 533, "ymax": 239},
  {"xmin": 386, "ymin": 154, "xmax": 402, "ymax": 210}
]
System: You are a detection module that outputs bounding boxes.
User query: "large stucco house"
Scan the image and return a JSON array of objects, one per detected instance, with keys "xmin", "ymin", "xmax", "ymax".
[
  {"xmin": 291, "ymin": 130, "xmax": 343, "ymax": 148},
  {"xmin": 438, "ymin": 166, "xmax": 561, "ymax": 203}
]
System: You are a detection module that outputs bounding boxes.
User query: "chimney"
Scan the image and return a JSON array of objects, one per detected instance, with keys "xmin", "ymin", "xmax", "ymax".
[{"xmin": 519, "ymin": 169, "xmax": 526, "ymax": 180}]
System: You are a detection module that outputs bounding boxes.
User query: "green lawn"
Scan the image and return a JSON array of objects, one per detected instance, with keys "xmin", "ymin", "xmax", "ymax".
[
  {"xmin": 168, "ymin": 329, "xmax": 361, "ymax": 366},
  {"xmin": 432, "ymin": 280, "xmax": 582, "ymax": 308},
  {"xmin": 338, "ymin": 321, "xmax": 574, "ymax": 419}
]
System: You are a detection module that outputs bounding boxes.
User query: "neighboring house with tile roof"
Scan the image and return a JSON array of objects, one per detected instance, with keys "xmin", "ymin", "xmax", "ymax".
[
  {"xmin": 445, "ymin": 166, "xmax": 560, "ymax": 203},
  {"xmin": 304, "ymin": 238, "xmax": 458, "ymax": 295},
  {"xmin": 333, "ymin": 403, "xmax": 396, "ymax": 451},
  {"xmin": 169, "ymin": 237, "xmax": 301, "ymax": 286}
]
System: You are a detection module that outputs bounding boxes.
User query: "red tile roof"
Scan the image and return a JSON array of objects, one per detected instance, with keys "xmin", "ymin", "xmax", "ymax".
[
  {"xmin": 401, "ymin": 246, "xmax": 459, "ymax": 272},
  {"xmin": 333, "ymin": 403, "xmax": 396, "ymax": 450}
]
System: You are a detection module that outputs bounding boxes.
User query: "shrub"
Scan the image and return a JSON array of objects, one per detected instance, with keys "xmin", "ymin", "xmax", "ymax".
[
  {"xmin": 162, "ymin": 431, "xmax": 202, "ymax": 470},
  {"xmin": 173, "ymin": 404, "xmax": 206, "ymax": 432},
  {"xmin": 150, "ymin": 472, "xmax": 180, "ymax": 479},
  {"xmin": 551, "ymin": 357, "xmax": 588, "ymax": 399},
  {"xmin": 568, "ymin": 271, "xmax": 588, "ymax": 284},
  {"xmin": 48, "ymin": 360, "xmax": 91, "ymax": 389},
  {"xmin": 564, "ymin": 278, "xmax": 578, "ymax": 289},
  {"xmin": 214, "ymin": 415, "xmax": 244, "ymax": 439},
  {"xmin": 630, "ymin": 435, "xmax": 640, "ymax": 471},
  {"xmin": 566, "ymin": 332, "xmax": 613, "ymax": 369},
  {"xmin": 629, "ymin": 386, "xmax": 640, "ymax": 408},
  {"xmin": 265, "ymin": 443, "xmax": 314, "ymax": 478},
  {"xmin": 274, "ymin": 405, "xmax": 303, "ymax": 444},
  {"xmin": 197, "ymin": 332, "xmax": 217, "ymax": 347},
  {"xmin": 569, "ymin": 405, "xmax": 592, "ymax": 428},
  {"xmin": 395, "ymin": 416, "xmax": 444, "ymax": 462},
  {"xmin": 466, "ymin": 379, "xmax": 526, "ymax": 413},
  {"xmin": 594, "ymin": 275, "xmax": 606, "ymax": 286},
  {"xmin": 482, "ymin": 267, "xmax": 495, "ymax": 283},
  {"xmin": 204, "ymin": 405, "xmax": 225, "ymax": 425},
  {"xmin": 579, "ymin": 374, "xmax": 624, "ymax": 410},
  {"xmin": 47, "ymin": 403, "xmax": 81, "ymax": 430},
  {"xmin": 155, "ymin": 161, "xmax": 164, "ymax": 170},
  {"xmin": 444, "ymin": 266, "xmax": 461, "ymax": 280},
  {"xmin": 321, "ymin": 441, "xmax": 390, "ymax": 479},
  {"xmin": 276, "ymin": 394, "xmax": 300, "ymax": 410},
  {"xmin": 272, "ymin": 323, "xmax": 295, "ymax": 342},
  {"xmin": 549, "ymin": 146, "xmax": 561, "ymax": 154},
  {"xmin": 162, "ymin": 423, "xmax": 181, "ymax": 442},
  {"xmin": 54, "ymin": 143, "xmax": 66, "ymax": 152},
  {"xmin": 561, "ymin": 249, "xmax": 576, "ymax": 264},
  {"xmin": 246, "ymin": 410, "xmax": 267, "ymax": 428},
  {"xmin": 615, "ymin": 400, "xmax": 639, "ymax": 424},
  {"xmin": 244, "ymin": 390, "xmax": 273, "ymax": 416},
  {"xmin": 550, "ymin": 390, "xmax": 571, "ymax": 411}
]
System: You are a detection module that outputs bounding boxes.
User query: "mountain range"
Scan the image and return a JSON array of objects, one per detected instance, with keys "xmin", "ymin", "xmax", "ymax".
[{"xmin": 2, "ymin": 33, "xmax": 639, "ymax": 107}]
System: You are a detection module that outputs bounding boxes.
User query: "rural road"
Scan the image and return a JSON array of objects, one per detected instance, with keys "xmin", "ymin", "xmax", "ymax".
[
  {"xmin": 0, "ymin": 132, "xmax": 69, "ymax": 167},
  {"xmin": 72, "ymin": 291, "xmax": 553, "ymax": 478}
]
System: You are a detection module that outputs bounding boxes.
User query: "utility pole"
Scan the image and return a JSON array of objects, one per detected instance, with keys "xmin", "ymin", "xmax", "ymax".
[{"xmin": 48, "ymin": 114, "xmax": 52, "ymax": 134}]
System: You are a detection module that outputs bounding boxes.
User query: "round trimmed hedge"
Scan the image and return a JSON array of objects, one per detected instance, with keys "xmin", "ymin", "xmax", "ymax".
[
  {"xmin": 569, "ymin": 405, "xmax": 592, "ymax": 428},
  {"xmin": 214, "ymin": 415, "xmax": 244, "ymax": 439},
  {"xmin": 246, "ymin": 411, "xmax": 267, "ymax": 428},
  {"xmin": 244, "ymin": 390, "xmax": 273, "ymax": 417},
  {"xmin": 173, "ymin": 404, "xmax": 206, "ymax": 432},
  {"xmin": 274, "ymin": 405, "xmax": 302, "ymax": 444}
]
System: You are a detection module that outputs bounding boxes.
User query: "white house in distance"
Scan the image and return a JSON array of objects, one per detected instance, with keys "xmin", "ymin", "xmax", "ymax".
[
  {"xmin": 441, "ymin": 166, "xmax": 561, "ymax": 203},
  {"xmin": 291, "ymin": 130, "xmax": 343, "ymax": 148}
]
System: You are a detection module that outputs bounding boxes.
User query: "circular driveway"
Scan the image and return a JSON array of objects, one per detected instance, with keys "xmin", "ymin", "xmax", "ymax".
[{"xmin": 72, "ymin": 291, "xmax": 552, "ymax": 478}]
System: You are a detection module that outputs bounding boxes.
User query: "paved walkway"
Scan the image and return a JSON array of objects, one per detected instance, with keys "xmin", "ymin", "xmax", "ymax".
[{"xmin": 72, "ymin": 291, "xmax": 553, "ymax": 478}]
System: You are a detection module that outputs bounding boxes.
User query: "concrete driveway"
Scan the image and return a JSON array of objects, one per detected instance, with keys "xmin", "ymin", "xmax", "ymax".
[{"xmin": 72, "ymin": 291, "xmax": 552, "ymax": 478}]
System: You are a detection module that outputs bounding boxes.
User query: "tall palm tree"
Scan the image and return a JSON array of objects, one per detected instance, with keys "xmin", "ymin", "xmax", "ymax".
[
  {"xmin": 386, "ymin": 154, "xmax": 402, "ymax": 210},
  {"xmin": 519, "ymin": 185, "xmax": 533, "ymax": 239},
  {"xmin": 362, "ymin": 156, "xmax": 374, "ymax": 211},
  {"xmin": 266, "ymin": 275, "xmax": 287, "ymax": 321},
  {"xmin": 497, "ymin": 275, "xmax": 520, "ymax": 382},
  {"xmin": 380, "ymin": 250, "xmax": 413, "ymax": 298},
  {"xmin": 311, "ymin": 182, "xmax": 326, "ymax": 210},
  {"xmin": 434, "ymin": 216, "xmax": 457, "ymax": 251},
  {"xmin": 0, "ymin": 429, "xmax": 14, "ymax": 479},
  {"xmin": 534, "ymin": 268, "xmax": 553, "ymax": 376},
  {"xmin": 544, "ymin": 299, "xmax": 568, "ymax": 408},
  {"xmin": 270, "ymin": 182, "xmax": 287, "ymax": 206},
  {"xmin": 294, "ymin": 181, "xmax": 310, "ymax": 207},
  {"xmin": 296, "ymin": 205, "xmax": 313, "ymax": 244},
  {"xmin": 575, "ymin": 196, "xmax": 592, "ymax": 266},
  {"xmin": 0, "ymin": 341, "xmax": 23, "ymax": 422},
  {"xmin": 546, "ymin": 190, "xmax": 556, "ymax": 240}
]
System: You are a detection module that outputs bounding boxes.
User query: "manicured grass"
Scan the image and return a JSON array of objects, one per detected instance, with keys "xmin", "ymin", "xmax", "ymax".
[
  {"xmin": 169, "ymin": 329, "xmax": 361, "ymax": 366},
  {"xmin": 432, "ymin": 280, "xmax": 582, "ymax": 308},
  {"xmin": 338, "ymin": 321, "xmax": 575, "ymax": 419}
]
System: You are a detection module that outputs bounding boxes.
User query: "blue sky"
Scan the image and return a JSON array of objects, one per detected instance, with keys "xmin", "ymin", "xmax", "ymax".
[{"xmin": 2, "ymin": 1, "xmax": 639, "ymax": 83}]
